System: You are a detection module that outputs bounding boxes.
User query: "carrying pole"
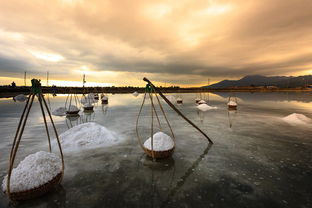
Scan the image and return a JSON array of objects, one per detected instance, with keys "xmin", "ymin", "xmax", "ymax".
[{"xmin": 143, "ymin": 77, "xmax": 213, "ymax": 144}]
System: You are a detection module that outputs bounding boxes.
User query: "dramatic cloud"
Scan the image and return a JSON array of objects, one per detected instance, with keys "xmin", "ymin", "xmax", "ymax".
[{"xmin": 0, "ymin": 0, "xmax": 311, "ymax": 86}]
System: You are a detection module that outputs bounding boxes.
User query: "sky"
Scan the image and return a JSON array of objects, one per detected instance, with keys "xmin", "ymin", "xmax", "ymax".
[{"xmin": 0, "ymin": 0, "xmax": 312, "ymax": 87}]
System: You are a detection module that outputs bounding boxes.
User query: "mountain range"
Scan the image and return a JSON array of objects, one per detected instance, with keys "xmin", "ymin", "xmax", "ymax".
[{"xmin": 204, "ymin": 75, "xmax": 312, "ymax": 88}]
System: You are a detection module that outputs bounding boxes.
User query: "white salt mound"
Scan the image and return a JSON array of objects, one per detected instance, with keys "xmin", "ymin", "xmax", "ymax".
[
  {"xmin": 2, "ymin": 151, "xmax": 61, "ymax": 192},
  {"xmin": 165, "ymin": 95, "xmax": 176, "ymax": 103},
  {"xmin": 59, "ymin": 122, "xmax": 123, "ymax": 152},
  {"xmin": 282, "ymin": 113, "xmax": 311, "ymax": 125},
  {"xmin": 67, "ymin": 105, "xmax": 79, "ymax": 112},
  {"xmin": 197, "ymin": 104, "xmax": 218, "ymax": 111},
  {"xmin": 14, "ymin": 94, "xmax": 27, "ymax": 102},
  {"xmin": 228, "ymin": 101, "xmax": 237, "ymax": 106},
  {"xmin": 198, "ymin": 100, "xmax": 207, "ymax": 104},
  {"xmin": 133, "ymin": 91, "xmax": 139, "ymax": 97},
  {"xmin": 102, "ymin": 96, "xmax": 108, "ymax": 101},
  {"xmin": 83, "ymin": 103, "xmax": 93, "ymax": 108},
  {"xmin": 52, "ymin": 107, "xmax": 66, "ymax": 116},
  {"xmin": 177, "ymin": 98, "xmax": 183, "ymax": 101},
  {"xmin": 144, "ymin": 132, "xmax": 174, "ymax": 151},
  {"xmin": 81, "ymin": 97, "xmax": 96, "ymax": 104}
]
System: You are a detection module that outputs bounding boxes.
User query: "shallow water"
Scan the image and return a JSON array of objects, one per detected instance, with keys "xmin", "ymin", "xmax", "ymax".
[{"xmin": 0, "ymin": 92, "xmax": 311, "ymax": 208}]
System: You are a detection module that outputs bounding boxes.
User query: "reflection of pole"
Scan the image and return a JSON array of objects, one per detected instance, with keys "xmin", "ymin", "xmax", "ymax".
[{"xmin": 161, "ymin": 143, "xmax": 213, "ymax": 207}]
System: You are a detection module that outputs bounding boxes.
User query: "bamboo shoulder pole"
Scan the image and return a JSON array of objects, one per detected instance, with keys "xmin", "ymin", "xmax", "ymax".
[{"xmin": 143, "ymin": 77, "xmax": 213, "ymax": 144}]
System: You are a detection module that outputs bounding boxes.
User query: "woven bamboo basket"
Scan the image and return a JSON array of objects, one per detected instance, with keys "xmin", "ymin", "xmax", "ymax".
[
  {"xmin": 227, "ymin": 105, "xmax": 237, "ymax": 110},
  {"xmin": 4, "ymin": 172, "xmax": 63, "ymax": 201},
  {"xmin": 83, "ymin": 106, "xmax": 94, "ymax": 111},
  {"xmin": 143, "ymin": 146, "xmax": 175, "ymax": 159},
  {"xmin": 66, "ymin": 110, "xmax": 80, "ymax": 115}
]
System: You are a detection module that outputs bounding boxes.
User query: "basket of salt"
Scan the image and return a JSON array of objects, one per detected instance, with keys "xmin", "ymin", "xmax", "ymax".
[
  {"xmin": 3, "ymin": 79, "xmax": 64, "ymax": 201},
  {"xmin": 2, "ymin": 151, "xmax": 63, "ymax": 201},
  {"xmin": 137, "ymin": 78, "xmax": 213, "ymax": 160},
  {"xmin": 143, "ymin": 132, "xmax": 175, "ymax": 159},
  {"xmin": 101, "ymin": 95, "xmax": 108, "ymax": 104},
  {"xmin": 66, "ymin": 105, "xmax": 80, "ymax": 115},
  {"xmin": 136, "ymin": 84, "xmax": 175, "ymax": 160},
  {"xmin": 176, "ymin": 98, "xmax": 183, "ymax": 104},
  {"xmin": 198, "ymin": 100, "xmax": 207, "ymax": 105},
  {"xmin": 227, "ymin": 95, "xmax": 238, "ymax": 110},
  {"xmin": 65, "ymin": 93, "xmax": 80, "ymax": 115}
]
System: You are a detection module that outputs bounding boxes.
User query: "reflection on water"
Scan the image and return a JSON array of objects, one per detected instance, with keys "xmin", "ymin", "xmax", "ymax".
[{"xmin": 0, "ymin": 92, "xmax": 311, "ymax": 208}]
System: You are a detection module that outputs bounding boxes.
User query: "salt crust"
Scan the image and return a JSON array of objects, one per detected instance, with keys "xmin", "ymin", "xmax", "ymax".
[
  {"xmin": 2, "ymin": 151, "xmax": 61, "ymax": 192},
  {"xmin": 143, "ymin": 132, "xmax": 174, "ymax": 151}
]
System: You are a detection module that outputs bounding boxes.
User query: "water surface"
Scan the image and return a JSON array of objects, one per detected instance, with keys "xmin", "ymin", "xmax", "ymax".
[{"xmin": 0, "ymin": 92, "xmax": 311, "ymax": 208}]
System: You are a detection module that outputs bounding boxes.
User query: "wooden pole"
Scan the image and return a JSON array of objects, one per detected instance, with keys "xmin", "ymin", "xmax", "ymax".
[{"xmin": 143, "ymin": 77, "xmax": 213, "ymax": 144}]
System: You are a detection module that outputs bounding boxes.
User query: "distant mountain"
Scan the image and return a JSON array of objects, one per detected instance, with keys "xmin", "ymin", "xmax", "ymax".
[{"xmin": 204, "ymin": 75, "xmax": 312, "ymax": 88}]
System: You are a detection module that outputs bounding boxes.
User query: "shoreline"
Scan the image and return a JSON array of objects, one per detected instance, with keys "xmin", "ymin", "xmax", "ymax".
[{"xmin": 0, "ymin": 86, "xmax": 311, "ymax": 98}]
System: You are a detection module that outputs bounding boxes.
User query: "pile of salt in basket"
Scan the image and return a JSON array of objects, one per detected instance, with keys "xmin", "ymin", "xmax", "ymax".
[
  {"xmin": 3, "ymin": 79, "xmax": 64, "ymax": 201},
  {"xmin": 136, "ymin": 77, "xmax": 214, "ymax": 160}
]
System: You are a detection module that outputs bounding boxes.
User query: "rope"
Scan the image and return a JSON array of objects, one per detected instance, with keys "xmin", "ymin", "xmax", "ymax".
[
  {"xmin": 6, "ymin": 79, "xmax": 65, "ymax": 197},
  {"xmin": 136, "ymin": 92, "xmax": 147, "ymax": 150},
  {"xmin": 38, "ymin": 95, "xmax": 52, "ymax": 152}
]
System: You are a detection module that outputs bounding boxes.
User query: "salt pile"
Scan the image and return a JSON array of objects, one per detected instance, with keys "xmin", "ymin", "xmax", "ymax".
[
  {"xmin": 81, "ymin": 97, "xmax": 96, "ymax": 104},
  {"xmin": 2, "ymin": 151, "xmax": 61, "ymax": 192},
  {"xmin": 59, "ymin": 122, "xmax": 123, "ymax": 151},
  {"xmin": 165, "ymin": 95, "xmax": 176, "ymax": 103},
  {"xmin": 282, "ymin": 113, "xmax": 311, "ymax": 125},
  {"xmin": 197, "ymin": 104, "xmax": 218, "ymax": 111},
  {"xmin": 144, "ymin": 132, "xmax": 174, "ymax": 151},
  {"xmin": 52, "ymin": 107, "xmax": 66, "ymax": 116},
  {"xmin": 133, "ymin": 91, "xmax": 139, "ymax": 97},
  {"xmin": 228, "ymin": 101, "xmax": 237, "ymax": 106},
  {"xmin": 83, "ymin": 103, "xmax": 93, "ymax": 108},
  {"xmin": 198, "ymin": 100, "xmax": 207, "ymax": 104},
  {"xmin": 14, "ymin": 94, "xmax": 27, "ymax": 102},
  {"xmin": 67, "ymin": 105, "xmax": 79, "ymax": 112},
  {"xmin": 102, "ymin": 96, "xmax": 108, "ymax": 101}
]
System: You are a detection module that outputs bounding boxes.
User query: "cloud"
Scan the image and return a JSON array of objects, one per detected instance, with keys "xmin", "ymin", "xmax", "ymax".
[{"xmin": 0, "ymin": 0, "xmax": 311, "ymax": 86}]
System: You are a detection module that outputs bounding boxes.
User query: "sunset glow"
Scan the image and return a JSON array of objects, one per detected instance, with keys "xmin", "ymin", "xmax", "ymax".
[{"xmin": 0, "ymin": 0, "xmax": 311, "ymax": 87}]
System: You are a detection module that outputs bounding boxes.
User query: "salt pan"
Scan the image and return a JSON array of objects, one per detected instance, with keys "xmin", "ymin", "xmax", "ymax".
[
  {"xmin": 59, "ymin": 122, "xmax": 123, "ymax": 152},
  {"xmin": 133, "ymin": 91, "xmax": 139, "ymax": 97},
  {"xmin": 2, "ymin": 151, "xmax": 61, "ymax": 192},
  {"xmin": 197, "ymin": 104, "xmax": 218, "ymax": 111},
  {"xmin": 282, "ymin": 113, "xmax": 311, "ymax": 125},
  {"xmin": 52, "ymin": 107, "xmax": 66, "ymax": 116},
  {"xmin": 14, "ymin": 94, "xmax": 27, "ymax": 102},
  {"xmin": 144, "ymin": 132, "xmax": 174, "ymax": 151}
]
